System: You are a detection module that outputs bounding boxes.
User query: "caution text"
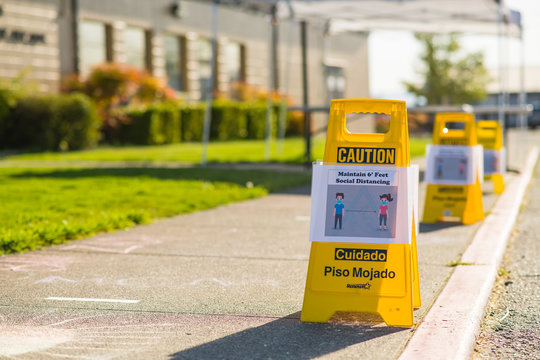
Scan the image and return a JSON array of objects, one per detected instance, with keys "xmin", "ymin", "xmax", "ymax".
[{"xmin": 337, "ymin": 147, "xmax": 396, "ymax": 164}]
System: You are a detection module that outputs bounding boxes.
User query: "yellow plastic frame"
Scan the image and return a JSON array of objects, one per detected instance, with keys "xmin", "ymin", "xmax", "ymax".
[
  {"xmin": 422, "ymin": 112, "xmax": 484, "ymax": 224},
  {"xmin": 301, "ymin": 99, "xmax": 419, "ymax": 327}
]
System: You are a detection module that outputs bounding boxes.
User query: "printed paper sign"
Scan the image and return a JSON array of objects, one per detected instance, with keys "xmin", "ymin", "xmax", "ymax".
[
  {"xmin": 484, "ymin": 148, "xmax": 505, "ymax": 175},
  {"xmin": 310, "ymin": 164, "xmax": 411, "ymax": 245},
  {"xmin": 424, "ymin": 145, "xmax": 483, "ymax": 185}
]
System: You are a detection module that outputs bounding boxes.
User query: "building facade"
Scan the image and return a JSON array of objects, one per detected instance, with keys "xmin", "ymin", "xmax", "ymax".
[{"xmin": 0, "ymin": 0, "xmax": 370, "ymax": 117}]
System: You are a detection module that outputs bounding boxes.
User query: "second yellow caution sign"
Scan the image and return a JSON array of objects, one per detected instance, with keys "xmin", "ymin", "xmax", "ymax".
[
  {"xmin": 422, "ymin": 113, "xmax": 484, "ymax": 224},
  {"xmin": 301, "ymin": 99, "xmax": 420, "ymax": 327}
]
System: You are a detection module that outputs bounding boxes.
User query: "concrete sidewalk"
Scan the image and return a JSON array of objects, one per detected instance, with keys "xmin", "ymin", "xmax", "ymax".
[{"xmin": 0, "ymin": 130, "xmax": 538, "ymax": 359}]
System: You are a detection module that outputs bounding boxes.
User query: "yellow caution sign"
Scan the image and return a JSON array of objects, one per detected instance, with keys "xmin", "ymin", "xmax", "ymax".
[
  {"xmin": 422, "ymin": 113, "xmax": 484, "ymax": 224},
  {"xmin": 301, "ymin": 99, "xmax": 420, "ymax": 327},
  {"xmin": 477, "ymin": 120, "xmax": 505, "ymax": 194}
]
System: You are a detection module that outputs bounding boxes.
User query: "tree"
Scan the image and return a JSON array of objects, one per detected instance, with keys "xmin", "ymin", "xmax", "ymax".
[{"xmin": 404, "ymin": 34, "xmax": 490, "ymax": 105}]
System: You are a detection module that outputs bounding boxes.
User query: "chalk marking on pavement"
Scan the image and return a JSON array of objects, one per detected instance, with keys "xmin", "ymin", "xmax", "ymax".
[
  {"xmin": 295, "ymin": 216, "xmax": 310, "ymax": 221},
  {"xmin": 188, "ymin": 278, "xmax": 233, "ymax": 286},
  {"xmin": 0, "ymin": 255, "xmax": 73, "ymax": 272},
  {"xmin": 122, "ymin": 245, "xmax": 142, "ymax": 253},
  {"xmin": 0, "ymin": 327, "xmax": 74, "ymax": 356},
  {"xmin": 34, "ymin": 276, "xmax": 76, "ymax": 284},
  {"xmin": 498, "ymin": 308, "xmax": 510, "ymax": 322},
  {"xmin": 399, "ymin": 146, "xmax": 539, "ymax": 360},
  {"xmin": 45, "ymin": 297, "xmax": 140, "ymax": 304},
  {"xmin": 62, "ymin": 244, "xmax": 141, "ymax": 254},
  {"xmin": 46, "ymin": 316, "xmax": 99, "ymax": 327}
]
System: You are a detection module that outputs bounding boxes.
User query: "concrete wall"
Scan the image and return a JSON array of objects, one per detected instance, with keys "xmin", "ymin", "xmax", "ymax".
[
  {"xmin": 0, "ymin": 0, "xmax": 61, "ymax": 92},
  {"xmin": 0, "ymin": 0, "xmax": 370, "ymax": 129}
]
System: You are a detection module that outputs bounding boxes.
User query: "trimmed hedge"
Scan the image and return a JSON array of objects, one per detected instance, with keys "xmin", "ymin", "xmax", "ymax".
[
  {"xmin": 119, "ymin": 103, "xmax": 181, "ymax": 145},
  {"xmin": 245, "ymin": 102, "xmax": 268, "ymax": 139},
  {"xmin": 1, "ymin": 93, "xmax": 100, "ymax": 151},
  {"xmin": 0, "ymin": 89, "xmax": 304, "ymax": 150},
  {"xmin": 160, "ymin": 103, "xmax": 181, "ymax": 143},
  {"xmin": 118, "ymin": 100, "xmax": 302, "ymax": 145},
  {"xmin": 57, "ymin": 93, "xmax": 101, "ymax": 150},
  {"xmin": 180, "ymin": 103, "xmax": 204, "ymax": 141},
  {"xmin": 211, "ymin": 100, "xmax": 248, "ymax": 140}
]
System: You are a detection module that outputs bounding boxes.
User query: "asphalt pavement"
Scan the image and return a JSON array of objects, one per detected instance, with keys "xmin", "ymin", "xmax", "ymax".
[{"xmin": 0, "ymin": 129, "xmax": 538, "ymax": 359}]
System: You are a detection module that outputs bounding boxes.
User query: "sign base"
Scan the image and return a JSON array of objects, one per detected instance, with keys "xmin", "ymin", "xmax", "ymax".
[
  {"xmin": 492, "ymin": 173, "xmax": 505, "ymax": 194},
  {"xmin": 301, "ymin": 242, "xmax": 414, "ymax": 327},
  {"xmin": 422, "ymin": 181, "xmax": 484, "ymax": 225}
]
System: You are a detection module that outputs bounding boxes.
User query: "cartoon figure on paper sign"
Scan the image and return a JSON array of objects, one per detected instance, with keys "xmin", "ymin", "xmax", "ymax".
[
  {"xmin": 333, "ymin": 193, "xmax": 345, "ymax": 229},
  {"xmin": 458, "ymin": 159, "xmax": 467, "ymax": 176},
  {"xmin": 492, "ymin": 152, "xmax": 498, "ymax": 173},
  {"xmin": 436, "ymin": 158, "xmax": 443, "ymax": 178},
  {"xmin": 378, "ymin": 193, "xmax": 394, "ymax": 230}
]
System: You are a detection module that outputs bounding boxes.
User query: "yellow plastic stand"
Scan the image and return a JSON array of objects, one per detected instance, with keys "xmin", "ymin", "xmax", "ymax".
[
  {"xmin": 411, "ymin": 200, "xmax": 421, "ymax": 309},
  {"xmin": 477, "ymin": 120, "xmax": 505, "ymax": 194},
  {"xmin": 301, "ymin": 99, "xmax": 420, "ymax": 327},
  {"xmin": 422, "ymin": 113, "xmax": 484, "ymax": 224}
]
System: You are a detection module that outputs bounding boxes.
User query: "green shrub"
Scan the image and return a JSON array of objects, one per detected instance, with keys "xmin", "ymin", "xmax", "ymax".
[
  {"xmin": 211, "ymin": 100, "xmax": 248, "ymax": 140},
  {"xmin": 285, "ymin": 108, "xmax": 304, "ymax": 137},
  {"xmin": 244, "ymin": 102, "xmax": 268, "ymax": 139},
  {"xmin": 56, "ymin": 93, "xmax": 101, "ymax": 150},
  {"xmin": 116, "ymin": 100, "xmax": 301, "ymax": 145},
  {"xmin": 119, "ymin": 102, "xmax": 180, "ymax": 145},
  {"xmin": 0, "ymin": 88, "xmax": 16, "ymax": 145},
  {"xmin": 0, "ymin": 73, "xmax": 34, "ymax": 147},
  {"xmin": 120, "ymin": 105, "xmax": 163, "ymax": 145},
  {"xmin": 159, "ymin": 102, "xmax": 181, "ymax": 143},
  {"xmin": 7, "ymin": 95, "xmax": 58, "ymax": 150},
  {"xmin": 181, "ymin": 103, "xmax": 205, "ymax": 141},
  {"xmin": 5, "ymin": 93, "xmax": 100, "ymax": 151},
  {"xmin": 62, "ymin": 63, "xmax": 176, "ymax": 142}
]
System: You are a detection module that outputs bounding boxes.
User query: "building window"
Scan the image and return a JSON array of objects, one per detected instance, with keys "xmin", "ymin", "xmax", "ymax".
[
  {"xmin": 79, "ymin": 20, "xmax": 107, "ymax": 75},
  {"xmin": 224, "ymin": 41, "xmax": 243, "ymax": 84},
  {"xmin": 325, "ymin": 65, "xmax": 346, "ymax": 102},
  {"xmin": 163, "ymin": 34, "xmax": 183, "ymax": 92},
  {"xmin": 124, "ymin": 26, "xmax": 146, "ymax": 70},
  {"xmin": 196, "ymin": 38, "xmax": 212, "ymax": 100}
]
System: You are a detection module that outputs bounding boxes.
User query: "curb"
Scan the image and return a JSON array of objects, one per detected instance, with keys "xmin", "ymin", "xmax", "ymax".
[{"xmin": 399, "ymin": 146, "xmax": 539, "ymax": 360}]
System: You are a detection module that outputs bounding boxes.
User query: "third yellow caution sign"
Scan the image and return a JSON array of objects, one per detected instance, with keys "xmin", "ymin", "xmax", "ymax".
[{"xmin": 476, "ymin": 120, "xmax": 505, "ymax": 194}]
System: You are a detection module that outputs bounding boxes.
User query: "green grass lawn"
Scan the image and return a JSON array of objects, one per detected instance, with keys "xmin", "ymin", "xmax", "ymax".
[
  {"xmin": 0, "ymin": 137, "xmax": 430, "ymax": 254},
  {"xmin": 2, "ymin": 137, "xmax": 430, "ymax": 163},
  {"xmin": 0, "ymin": 167, "xmax": 311, "ymax": 254},
  {"xmin": 409, "ymin": 137, "xmax": 430, "ymax": 159}
]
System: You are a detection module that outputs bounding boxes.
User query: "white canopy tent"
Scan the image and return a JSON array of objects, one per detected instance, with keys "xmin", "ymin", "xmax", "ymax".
[
  {"xmin": 199, "ymin": 0, "xmax": 525, "ymax": 165},
  {"xmin": 276, "ymin": 0, "xmax": 521, "ymax": 36}
]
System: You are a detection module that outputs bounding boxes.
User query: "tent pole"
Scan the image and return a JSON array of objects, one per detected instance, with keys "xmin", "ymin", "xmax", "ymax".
[
  {"xmin": 497, "ymin": 2, "xmax": 508, "ymax": 169},
  {"xmin": 264, "ymin": 3, "xmax": 279, "ymax": 161},
  {"xmin": 301, "ymin": 20, "xmax": 311, "ymax": 166},
  {"xmin": 71, "ymin": 0, "xmax": 79, "ymax": 74},
  {"xmin": 278, "ymin": 1, "xmax": 294, "ymax": 155},
  {"xmin": 497, "ymin": 3, "xmax": 504, "ymax": 127},
  {"xmin": 271, "ymin": 3, "xmax": 279, "ymax": 91},
  {"xmin": 519, "ymin": 30, "xmax": 527, "ymax": 128},
  {"xmin": 201, "ymin": 0, "xmax": 218, "ymax": 166}
]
